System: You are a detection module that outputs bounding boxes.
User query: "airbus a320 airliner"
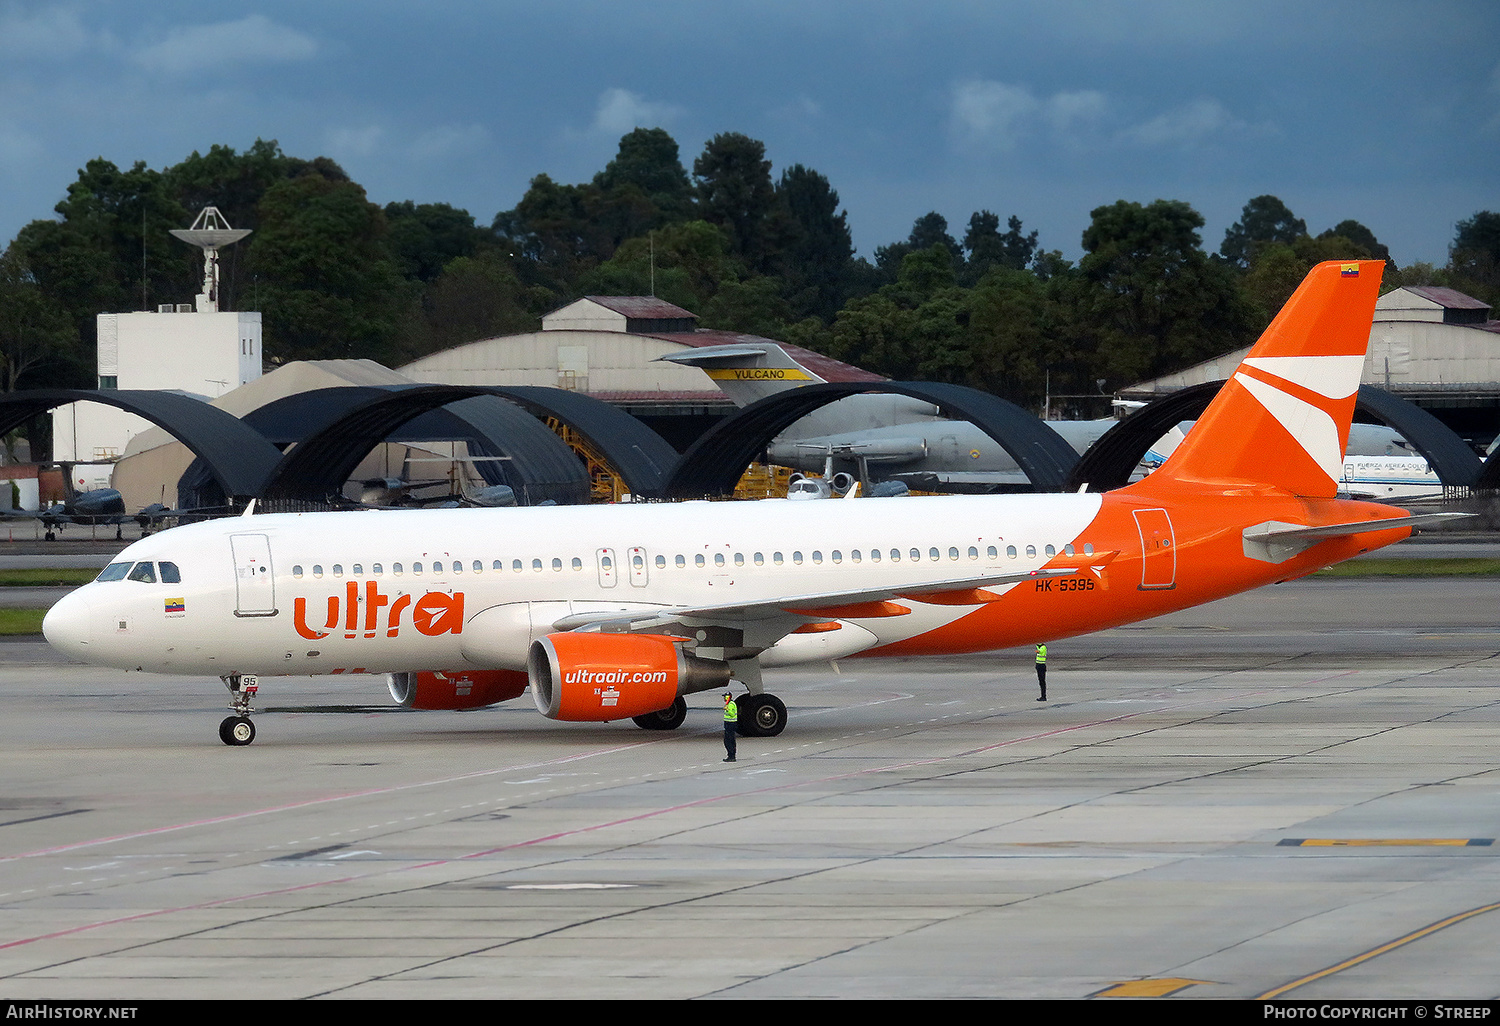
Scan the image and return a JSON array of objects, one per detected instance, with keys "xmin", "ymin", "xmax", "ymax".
[{"xmin": 44, "ymin": 261, "xmax": 1449, "ymax": 745}]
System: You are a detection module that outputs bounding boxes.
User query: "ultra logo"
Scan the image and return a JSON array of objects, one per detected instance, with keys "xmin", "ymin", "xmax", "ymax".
[{"xmin": 294, "ymin": 580, "xmax": 465, "ymax": 640}]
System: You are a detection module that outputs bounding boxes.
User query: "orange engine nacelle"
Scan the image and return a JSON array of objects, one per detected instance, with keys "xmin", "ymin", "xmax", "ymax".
[
  {"xmin": 528, "ymin": 633, "xmax": 731, "ymax": 721},
  {"xmin": 387, "ymin": 669, "xmax": 529, "ymax": 710}
]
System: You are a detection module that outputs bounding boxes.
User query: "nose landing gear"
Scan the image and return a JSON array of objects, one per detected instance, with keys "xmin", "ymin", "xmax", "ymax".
[{"xmin": 219, "ymin": 674, "xmax": 259, "ymax": 746}]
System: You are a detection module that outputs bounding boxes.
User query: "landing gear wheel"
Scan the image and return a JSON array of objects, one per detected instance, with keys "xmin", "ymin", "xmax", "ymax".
[
  {"xmin": 632, "ymin": 696, "xmax": 687, "ymax": 731},
  {"xmin": 219, "ymin": 716, "xmax": 255, "ymax": 746},
  {"xmin": 747, "ymin": 694, "xmax": 786, "ymax": 737}
]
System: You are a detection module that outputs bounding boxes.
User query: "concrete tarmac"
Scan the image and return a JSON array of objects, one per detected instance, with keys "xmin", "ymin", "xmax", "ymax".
[{"xmin": 0, "ymin": 578, "xmax": 1498, "ymax": 1000}]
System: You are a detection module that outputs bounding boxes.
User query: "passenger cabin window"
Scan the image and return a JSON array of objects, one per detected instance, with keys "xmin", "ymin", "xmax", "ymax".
[
  {"xmin": 352, "ymin": 564, "xmax": 363, "ymax": 575},
  {"xmin": 1026, "ymin": 545, "xmax": 1036, "ymax": 558},
  {"xmin": 573, "ymin": 557, "xmax": 583, "ymax": 570},
  {"xmin": 313, "ymin": 565, "xmax": 324, "ymax": 578},
  {"xmin": 292, "ymin": 565, "xmax": 304, "ymax": 579},
  {"xmin": 1006, "ymin": 546, "xmax": 1017, "ymax": 559},
  {"xmin": 373, "ymin": 563, "xmax": 383, "ymax": 575},
  {"xmin": 393, "ymin": 563, "xmax": 403, "ymax": 575},
  {"xmin": 676, "ymin": 555, "xmax": 686, "ymax": 568},
  {"xmin": 127, "ymin": 562, "xmax": 156, "ymax": 584},
  {"xmin": 493, "ymin": 560, "xmax": 503, "ymax": 571},
  {"xmin": 96, "ymin": 562, "xmax": 130, "ymax": 582},
  {"xmin": 451, "ymin": 561, "xmax": 462, "ymax": 574},
  {"xmin": 473, "ymin": 560, "xmax": 483, "ymax": 573},
  {"xmin": 413, "ymin": 563, "xmax": 423, "ymax": 574},
  {"xmin": 1044, "ymin": 545, "xmax": 1056, "ymax": 557}
]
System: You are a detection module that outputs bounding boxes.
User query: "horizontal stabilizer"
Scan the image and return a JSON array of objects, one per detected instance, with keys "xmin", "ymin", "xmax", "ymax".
[
  {"xmin": 1243, "ymin": 513, "xmax": 1472, "ymax": 563},
  {"xmin": 656, "ymin": 345, "xmax": 771, "ymax": 365}
]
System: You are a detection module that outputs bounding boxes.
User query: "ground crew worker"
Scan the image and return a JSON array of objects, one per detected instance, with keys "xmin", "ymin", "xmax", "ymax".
[
  {"xmin": 1035, "ymin": 643, "xmax": 1047, "ymax": 701},
  {"xmin": 722, "ymin": 692, "xmax": 738, "ymax": 762}
]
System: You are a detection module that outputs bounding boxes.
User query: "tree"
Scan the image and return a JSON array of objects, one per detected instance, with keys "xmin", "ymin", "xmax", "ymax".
[
  {"xmin": 384, "ymin": 201, "xmax": 491, "ymax": 283},
  {"xmin": 409, "ymin": 251, "xmax": 537, "ymax": 356},
  {"xmin": 1220, "ymin": 195, "xmax": 1307, "ymax": 268},
  {"xmin": 963, "ymin": 211, "xmax": 1037, "ymax": 283},
  {"xmin": 1082, "ymin": 199, "xmax": 1259, "ymax": 385},
  {"xmin": 594, "ymin": 128, "xmax": 693, "ymax": 222},
  {"xmin": 776, "ymin": 164, "xmax": 854, "ymax": 321},
  {"xmin": 1320, "ymin": 220, "xmax": 1391, "ymax": 267},
  {"xmin": 0, "ymin": 248, "xmax": 84, "ymax": 392},
  {"xmin": 693, "ymin": 133, "xmax": 784, "ymax": 274},
  {"xmin": 247, "ymin": 172, "xmax": 414, "ymax": 365},
  {"xmin": 1449, "ymin": 211, "xmax": 1500, "ymax": 305}
]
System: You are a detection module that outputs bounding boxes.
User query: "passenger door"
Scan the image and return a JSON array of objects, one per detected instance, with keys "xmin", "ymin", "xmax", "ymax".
[
  {"xmin": 230, "ymin": 533, "xmax": 278, "ymax": 616},
  {"xmin": 1132, "ymin": 509, "xmax": 1176, "ymax": 590}
]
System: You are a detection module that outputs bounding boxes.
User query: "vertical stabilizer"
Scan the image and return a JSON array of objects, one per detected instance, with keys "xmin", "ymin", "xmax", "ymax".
[{"xmin": 1139, "ymin": 260, "xmax": 1383, "ymax": 497}]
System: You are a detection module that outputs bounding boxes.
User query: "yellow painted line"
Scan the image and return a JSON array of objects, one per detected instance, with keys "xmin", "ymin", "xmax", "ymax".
[
  {"xmin": 1279, "ymin": 838, "xmax": 1492, "ymax": 847},
  {"xmin": 1257, "ymin": 900, "xmax": 1500, "ymax": 999},
  {"xmin": 1095, "ymin": 977, "xmax": 1211, "ymax": 998}
]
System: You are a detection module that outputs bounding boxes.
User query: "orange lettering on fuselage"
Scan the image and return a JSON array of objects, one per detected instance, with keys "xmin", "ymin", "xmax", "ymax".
[{"xmin": 293, "ymin": 585, "xmax": 464, "ymax": 642}]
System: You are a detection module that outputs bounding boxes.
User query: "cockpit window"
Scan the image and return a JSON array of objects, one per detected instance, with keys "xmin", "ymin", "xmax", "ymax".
[
  {"xmin": 96, "ymin": 562, "xmax": 130, "ymax": 582},
  {"xmin": 126, "ymin": 562, "xmax": 157, "ymax": 584},
  {"xmin": 159, "ymin": 561, "xmax": 181, "ymax": 584}
]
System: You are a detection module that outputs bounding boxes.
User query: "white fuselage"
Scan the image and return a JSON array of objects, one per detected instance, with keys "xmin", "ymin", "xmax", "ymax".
[{"xmin": 44, "ymin": 494, "xmax": 1106, "ymax": 678}]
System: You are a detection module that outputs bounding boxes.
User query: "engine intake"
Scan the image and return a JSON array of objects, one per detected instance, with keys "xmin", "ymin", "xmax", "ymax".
[
  {"xmin": 529, "ymin": 632, "xmax": 731, "ymax": 721},
  {"xmin": 387, "ymin": 669, "xmax": 528, "ymax": 710}
]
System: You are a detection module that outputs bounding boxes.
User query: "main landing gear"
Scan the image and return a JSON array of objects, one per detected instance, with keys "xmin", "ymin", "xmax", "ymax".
[
  {"xmin": 628, "ymin": 692, "xmax": 788, "ymax": 736},
  {"xmin": 736, "ymin": 693, "xmax": 787, "ymax": 737},
  {"xmin": 219, "ymin": 673, "xmax": 258, "ymax": 746},
  {"xmin": 632, "ymin": 696, "xmax": 688, "ymax": 731}
]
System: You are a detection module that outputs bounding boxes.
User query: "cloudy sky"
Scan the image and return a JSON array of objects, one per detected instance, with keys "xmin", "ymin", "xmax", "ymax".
[{"xmin": 2, "ymin": 1, "xmax": 1496, "ymax": 267}]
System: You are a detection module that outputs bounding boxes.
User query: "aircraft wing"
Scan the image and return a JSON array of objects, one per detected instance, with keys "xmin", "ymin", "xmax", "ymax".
[{"xmin": 548, "ymin": 566, "xmax": 1078, "ymax": 651}]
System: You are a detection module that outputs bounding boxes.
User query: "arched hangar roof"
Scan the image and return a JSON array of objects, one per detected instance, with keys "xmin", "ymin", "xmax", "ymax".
[
  {"xmin": 0, "ymin": 389, "xmax": 282, "ymax": 500},
  {"xmin": 255, "ymin": 385, "xmax": 678, "ymax": 504},
  {"xmin": 658, "ymin": 381, "xmax": 1079, "ymax": 498},
  {"xmin": 1066, "ymin": 381, "xmax": 1482, "ymax": 492}
]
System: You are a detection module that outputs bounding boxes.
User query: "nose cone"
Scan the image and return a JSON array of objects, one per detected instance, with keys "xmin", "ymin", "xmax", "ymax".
[{"xmin": 43, "ymin": 590, "xmax": 93, "ymax": 657}]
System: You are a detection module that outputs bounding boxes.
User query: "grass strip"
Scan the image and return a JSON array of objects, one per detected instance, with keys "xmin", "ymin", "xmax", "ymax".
[
  {"xmin": 0, "ymin": 568, "xmax": 99, "ymax": 587},
  {"xmin": 0, "ymin": 608, "xmax": 47, "ymax": 635}
]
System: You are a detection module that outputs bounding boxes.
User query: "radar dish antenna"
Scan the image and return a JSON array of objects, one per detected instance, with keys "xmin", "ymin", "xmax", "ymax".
[{"xmin": 169, "ymin": 206, "xmax": 252, "ymax": 313}]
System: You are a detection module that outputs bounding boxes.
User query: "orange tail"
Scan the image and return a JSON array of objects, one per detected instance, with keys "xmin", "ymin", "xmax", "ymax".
[{"xmin": 1139, "ymin": 260, "xmax": 1384, "ymax": 497}]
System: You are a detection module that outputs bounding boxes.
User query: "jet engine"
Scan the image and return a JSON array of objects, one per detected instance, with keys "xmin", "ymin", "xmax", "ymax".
[
  {"xmin": 387, "ymin": 669, "xmax": 529, "ymax": 710},
  {"xmin": 528, "ymin": 633, "xmax": 731, "ymax": 721}
]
